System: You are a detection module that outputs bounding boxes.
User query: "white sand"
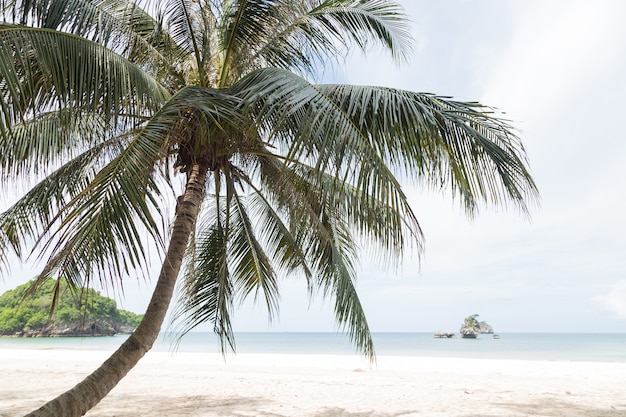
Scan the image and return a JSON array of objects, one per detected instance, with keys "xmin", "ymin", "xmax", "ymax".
[{"xmin": 1, "ymin": 349, "xmax": 625, "ymax": 416}]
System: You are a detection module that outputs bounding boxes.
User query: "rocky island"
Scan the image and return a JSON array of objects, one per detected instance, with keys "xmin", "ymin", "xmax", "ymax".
[
  {"xmin": 0, "ymin": 279, "xmax": 142, "ymax": 337},
  {"xmin": 460, "ymin": 314, "xmax": 494, "ymax": 338},
  {"xmin": 435, "ymin": 314, "xmax": 496, "ymax": 339}
]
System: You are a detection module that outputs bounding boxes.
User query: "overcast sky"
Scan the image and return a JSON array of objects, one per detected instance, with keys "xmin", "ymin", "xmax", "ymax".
[{"xmin": 2, "ymin": 1, "xmax": 625, "ymax": 334}]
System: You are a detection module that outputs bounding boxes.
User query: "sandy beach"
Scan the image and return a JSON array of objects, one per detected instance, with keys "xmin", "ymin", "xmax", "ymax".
[{"xmin": 1, "ymin": 349, "xmax": 625, "ymax": 417}]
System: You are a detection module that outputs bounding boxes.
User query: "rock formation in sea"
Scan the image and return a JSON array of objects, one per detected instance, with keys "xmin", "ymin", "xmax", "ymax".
[
  {"xmin": 460, "ymin": 314, "xmax": 494, "ymax": 338},
  {"xmin": 478, "ymin": 321, "xmax": 494, "ymax": 334}
]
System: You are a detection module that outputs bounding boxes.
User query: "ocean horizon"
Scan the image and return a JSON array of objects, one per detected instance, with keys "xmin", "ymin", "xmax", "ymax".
[{"xmin": 1, "ymin": 332, "xmax": 624, "ymax": 363}]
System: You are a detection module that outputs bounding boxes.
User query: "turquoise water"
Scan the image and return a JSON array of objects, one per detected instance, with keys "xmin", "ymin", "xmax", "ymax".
[{"xmin": 1, "ymin": 332, "xmax": 624, "ymax": 362}]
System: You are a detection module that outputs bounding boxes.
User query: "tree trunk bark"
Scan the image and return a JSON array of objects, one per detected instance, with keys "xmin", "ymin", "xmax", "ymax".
[{"xmin": 25, "ymin": 164, "xmax": 208, "ymax": 417}]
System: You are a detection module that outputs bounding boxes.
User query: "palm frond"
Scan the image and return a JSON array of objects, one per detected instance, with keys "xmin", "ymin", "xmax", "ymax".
[
  {"xmin": 161, "ymin": 0, "xmax": 211, "ymax": 85},
  {"xmin": 0, "ymin": 83, "xmax": 242, "ymax": 283},
  {"xmin": 216, "ymin": 0, "xmax": 284, "ymax": 84},
  {"xmin": 237, "ymin": 168, "xmax": 313, "ymax": 281},
  {"xmin": 36, "ymin": 123, "xmax": 168, "ymax": 292},
  {"xmin": 174, "ymin": 205, "xmax": 235, "ymax": 353},
  {"xmin": 288, "ymin": 164, "xmax": 374, "ymax": 360},
  {"xmin": 234, "ymin": 68, "xmax": 422, "ymax": 252},
  {"xmin": 299, "ymin": 160, "xmax": 419, "ymax": 258},
  {"xmin": 0, "ymin": 110, "xmax": 111, "ymax": 179},
  {"xmin": 328, "ymin": 259, "xmax": 375, "ymax": 360},
  {"xmin": 1, "ymin": 0, "xmax": 180, "ymax": 71},
  {"xmin": 307, "ymin": 0, "xmax": 412, "ymax": 59},
  {"xmin": 229, "ymin": 178, "xmax": 279, "ymax": 316},
  {"xmin": 236, "ymin": 151, "xmax": 377, "ymax": 359},
  {"xmin": 316, "ymin": 84, "xmax": 540, "ymax": 214},
  {"xmin": 237, "ymin": 0, "xmax": 412, "ymax": 77},
  {"xmin": 0, "ymin": 138, "xmax": 118, "ymax": 264},
  {"xmin": 0, "ymin": 27, "xmax": 169, "ymax": 126}
]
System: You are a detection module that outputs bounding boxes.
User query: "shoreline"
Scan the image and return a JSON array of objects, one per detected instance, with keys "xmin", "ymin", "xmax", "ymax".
[
  {"xmin": 1, "ymin": 349, "xmax": 625, "ymax": 416},
  {"xmin": 2, "ymin": 332, "xmax": 625, "ymax": 363}
]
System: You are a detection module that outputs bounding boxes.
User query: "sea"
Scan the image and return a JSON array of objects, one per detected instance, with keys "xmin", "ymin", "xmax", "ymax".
[{"xmin": 0, "ymin": 332, "xmax": 624, "ymax": 362}]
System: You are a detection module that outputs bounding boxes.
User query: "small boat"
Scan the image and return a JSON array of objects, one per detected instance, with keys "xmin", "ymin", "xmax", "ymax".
[{"xmin": 493, "ymin": 334, "xmax": 500, "ymax": 339}]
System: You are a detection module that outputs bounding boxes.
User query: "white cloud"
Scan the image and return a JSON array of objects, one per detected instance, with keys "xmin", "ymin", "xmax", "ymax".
[
  {"xmin": 595, "ymin": 281, "xmax": 626, "ymax": 318},
  {"xmin": 482, "ymin": 1, "xmax": 626, "ymax": 114}
]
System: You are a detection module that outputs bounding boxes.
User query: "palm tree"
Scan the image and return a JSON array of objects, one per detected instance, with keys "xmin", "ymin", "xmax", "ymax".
[{"xmin": 0, "ymin": 0, "xmax": 537, "ymax": 415}]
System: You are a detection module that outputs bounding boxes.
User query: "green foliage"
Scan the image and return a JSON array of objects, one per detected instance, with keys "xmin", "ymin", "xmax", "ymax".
[
  {"xmin": 463, "ymin": 314, "xmax": 481, "ymax": 331},
  {"xmin": 0, "ymin": 279, "xmax": 143, "ymax": 334},
  {"xmin": 117, "ymin": 309, "xmax": 143, "ymax": 328}
]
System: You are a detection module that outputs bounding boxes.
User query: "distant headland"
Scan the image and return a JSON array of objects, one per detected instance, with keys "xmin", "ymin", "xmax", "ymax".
[{"xmin": 0, "ymin": 279, "xmax": 142, "ymax": 337}]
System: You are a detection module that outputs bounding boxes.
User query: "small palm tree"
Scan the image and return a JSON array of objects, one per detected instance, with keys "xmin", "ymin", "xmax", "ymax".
[{"xmin": 0, "ymin": 1, "xmax": 537, "ymax": 415}]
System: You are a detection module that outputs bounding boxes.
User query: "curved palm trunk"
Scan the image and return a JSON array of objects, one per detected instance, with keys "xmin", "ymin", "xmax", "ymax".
[{"xmin": 25, "ymin": 164, "xmax": 209, "ymax": 417}]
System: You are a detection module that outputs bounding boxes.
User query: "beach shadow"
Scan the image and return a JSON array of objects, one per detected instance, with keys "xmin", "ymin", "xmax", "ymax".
[
  {"xmin": 95, "ymin": 394, "xmax": 271, "ymax": 416},
  {"xmin": 462, "ymin": 397, "xmax": 626, "ymax": 417},
  {"xmin": 312, "ymin": 408, "xmax": 421, "ymax": 417}
]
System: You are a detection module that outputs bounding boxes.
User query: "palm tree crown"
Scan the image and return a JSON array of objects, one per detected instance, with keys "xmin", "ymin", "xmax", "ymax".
[{"xmin": 0, "ymin": 2, "xmax": 537, "ymax": 414}]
